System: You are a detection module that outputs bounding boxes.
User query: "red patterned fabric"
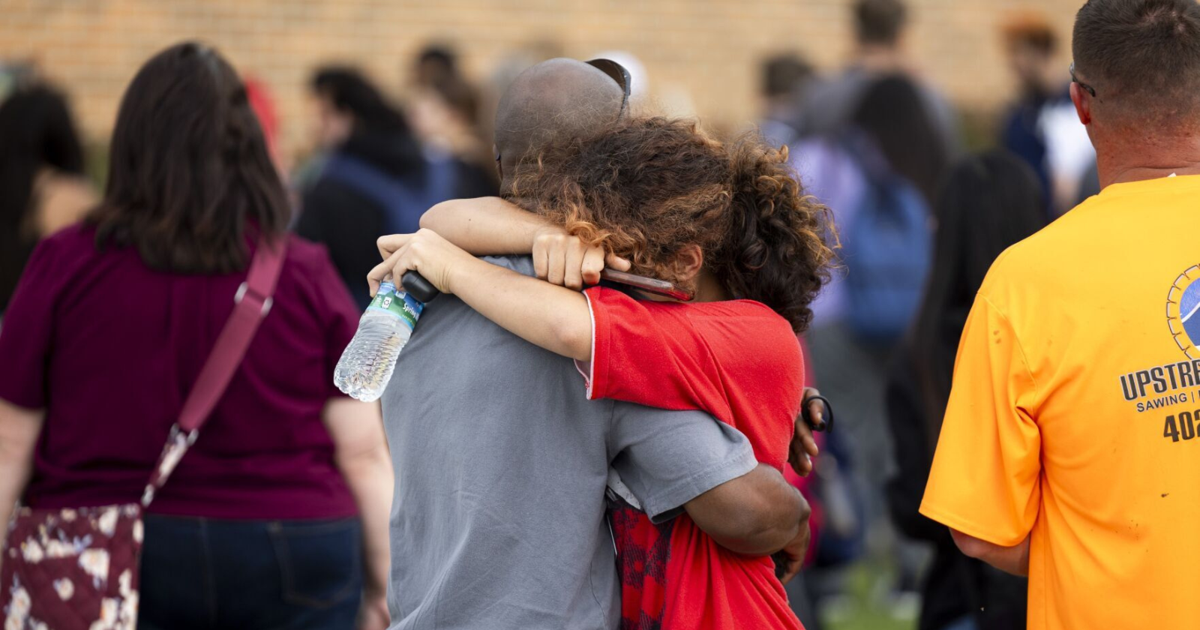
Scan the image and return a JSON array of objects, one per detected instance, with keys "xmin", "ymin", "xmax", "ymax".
[
  {"xmin": 2, "ymin": 428, "xmax": 190, "ymax": 629},
  {"xmin": 611, "ymin": 503, "xmax": 675, "ymax": 630},
  {"xmin": 2, "ymin": 505, "xmax": 143, "ymax": 630},
  {"xmin": 584, "ymin": 288, "xmax": 806, "ymax": 630}
]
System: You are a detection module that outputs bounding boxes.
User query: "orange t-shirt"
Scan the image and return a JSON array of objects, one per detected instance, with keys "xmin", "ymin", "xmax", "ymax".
[
  {"xmin": 582, "ymin": 287, "xmax": 805, "ymax": 630},
  {"xmin": 921, "ymin": 174, "xmax": 1200, "ymax": 630}
]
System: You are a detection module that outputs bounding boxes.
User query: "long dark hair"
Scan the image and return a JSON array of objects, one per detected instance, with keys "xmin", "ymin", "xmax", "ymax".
[
  {"xmin": 719, "ymin": 136, "xmax": 836, "ymax": 334},
  {"xmin": 909, "ymin": 150, "xmax": 1046, "ymax": 441},
  {"xmin": 310, "ymin": 66, "xmax": 424, "ymax": 178},
  {"xmin": 510, "ymin": 117, "xmax": 836, "ymax": 333},
  {"xmin": 0, "ymin": 84, "xmax": 86, "ymax": 311},
  {"xmin": 89, "ymin": 42, "xmax": 290, "ymax": 274},
  {"xmin": 851, "ymin": 74, "xmax": 949, "ymax": 205}
]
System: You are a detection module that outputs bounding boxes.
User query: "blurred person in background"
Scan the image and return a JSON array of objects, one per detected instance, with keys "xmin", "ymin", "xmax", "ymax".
[
  {"xmin": 759, "ymin": 53, "xmax": 815, "ymax": 148},
  {"xmin": 0, "ymin": 83, "xmax": 96, "ymax": 318},
  {"xmin": 923, "ymin": 1, "xmax": 1200, "ymax": 627},
  {"xmin": 791, "ymin": 72, "xmax": 947, "ymax": 620},
  {"xmin": 406, "ymin": 55, "xmax": 500, "ymax": 195},
  {"xmin": 477, "ymin": 39, "xmax": 565, "ymax": 152},
  {"xmin": 999, "ymin": 13, "xmax": 1096, "ymax": 217},
  {"xmin": 0, "ymin": 62, "xmax": 36, "ymax": 101},
  {"xmin": 297, "ymin": 66, "xmax": 458, "ymax": 308},
  {"xmin": 887, "ymin": 150, "xmax": 1044, "ymax": 630},
  {"xmin": 782, "ymin": 351, "xmax": 826, "ymax": 630},
  {"xmin": 411, "ymin": 44, "xmax": 458, "ymax": 89},
  {"xmin": 850, "ymin": 76, "xmax": 947, "ymax": 208},
  {"xmin": 803, "ymin": 0, "xmax": 960, "ymax": 158},
  {"xmin": 796, "ymin": 72, "xmax": 946, "ymax": 419},
  {"xmin": 244, "ymin": 75, "xmax": 289, "ymax": 180},
  {"xmin": 407, "ymin": 74, "xmax": 479, "ymax": 159},
  {"xmin": 0, "ymin": 42, "xmax": 392, "ymax": 630}
]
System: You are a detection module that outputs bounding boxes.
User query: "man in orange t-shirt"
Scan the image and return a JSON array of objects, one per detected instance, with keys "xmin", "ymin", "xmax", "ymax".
[{"xmin": 921, "ymin": 1, "xmax": 1200, "ymax": 629}]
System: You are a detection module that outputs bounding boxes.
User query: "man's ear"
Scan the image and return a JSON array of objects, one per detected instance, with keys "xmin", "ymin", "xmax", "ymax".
[
  {"xmin": 671, "ymin": 244, "xmax": 705, "ymax": 284},
  {"xmin": 1070, "ymin": 83, "xmax": 1092, "ymax": 126}
]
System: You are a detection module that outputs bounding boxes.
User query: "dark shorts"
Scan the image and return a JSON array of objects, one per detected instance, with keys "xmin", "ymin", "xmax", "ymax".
[{"xmin": 138, "ymin": 515, "xmax": 363, "ymax": 630}]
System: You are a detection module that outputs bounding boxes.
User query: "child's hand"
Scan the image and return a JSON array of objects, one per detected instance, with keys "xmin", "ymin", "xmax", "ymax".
[
  {"xmin": 369, "ymin": 230, "xmax": 476, "ymax": 297},
  {"xmin": 532, "ymin": 227, "xmax": 631, "ymax": 290}
]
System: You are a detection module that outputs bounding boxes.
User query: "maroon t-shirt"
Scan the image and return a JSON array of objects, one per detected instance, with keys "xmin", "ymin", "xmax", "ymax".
[{"xmin": 0, "ymin": 224, "xmax": 361, "ymax": 520}]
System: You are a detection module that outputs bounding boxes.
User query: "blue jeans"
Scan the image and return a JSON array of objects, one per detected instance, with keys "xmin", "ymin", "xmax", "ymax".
[{"xmin": 138, "ymin": 515, "xmax": 363, "ymax": 630}]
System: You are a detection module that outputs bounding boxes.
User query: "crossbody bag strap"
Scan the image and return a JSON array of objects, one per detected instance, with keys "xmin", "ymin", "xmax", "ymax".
[{"xmin": 140, "ymin": 238, "xmax": 287, "ymax": 507}]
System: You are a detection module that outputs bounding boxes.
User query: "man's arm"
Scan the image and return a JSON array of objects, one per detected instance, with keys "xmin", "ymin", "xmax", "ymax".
[
  {"xmin": 685, "ymin": 464, "xmax": 810, "ymax": 556},
  {"xmin": 610, "ymin": 404, "xmax": 810, "ymax": 561},
  {"xmin": 920, "ymin": 291, "xmax": 1042, "ymax": 575},
  {"xmin": 951, "ymin": 529, "xmax": 1030, "ymax": 577}
]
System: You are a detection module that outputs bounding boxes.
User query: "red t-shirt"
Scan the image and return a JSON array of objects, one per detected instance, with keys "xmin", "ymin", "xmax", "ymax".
[
  {"xmin": 0, "ymin": 224, "xmax": 361, "ymax": 520},
  {"xmin": 582, "ymin": 286, "xmax": 805, "ymax": 630}
]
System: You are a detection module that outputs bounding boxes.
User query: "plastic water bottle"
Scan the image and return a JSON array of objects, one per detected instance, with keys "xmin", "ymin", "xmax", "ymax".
[{"xmin": 334, "ymin": 281, "xmax": 424, "ymax": 402}]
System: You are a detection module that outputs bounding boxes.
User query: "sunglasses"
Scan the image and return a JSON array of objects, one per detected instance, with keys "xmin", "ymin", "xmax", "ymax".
[
  {"xmin": 1070, "ymin": 62, "xmax": 1096, "ymax": 98},
  {"xmin": 586, "ymin": 58, "xmax": 632, "ymax": 118}
]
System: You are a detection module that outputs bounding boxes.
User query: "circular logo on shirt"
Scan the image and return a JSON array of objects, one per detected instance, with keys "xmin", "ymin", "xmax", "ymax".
[{"xmin": 1167, "ymin": 265, "xmax": 1200, "ymax": 359}]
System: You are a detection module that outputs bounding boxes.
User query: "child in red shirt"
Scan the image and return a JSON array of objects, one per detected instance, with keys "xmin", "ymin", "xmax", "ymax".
[
  {"xmin": 370, "ymin": 117, "xmax": 835, "ymax": 629},
  {"xmin": 585, "ymin": 287, "xmax": 807, "ymax": 629}
]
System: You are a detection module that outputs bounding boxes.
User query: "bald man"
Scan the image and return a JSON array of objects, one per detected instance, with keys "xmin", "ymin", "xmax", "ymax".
[
  {"xmin": 378, "ymin": 59, "xmax": 808, "ymax": 630},
  {"xmin": 493, "ymin": 58, "xmax": 627, "ymax": 191}
]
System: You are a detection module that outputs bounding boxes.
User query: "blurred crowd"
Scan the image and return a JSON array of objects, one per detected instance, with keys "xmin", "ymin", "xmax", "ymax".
[
  {"xmin": 754, "ymin": 3, "xmax": 1093, "ymax": 630},
  {"xmin": 0, "ymin": 1, "xmax": 1100, "ymax": 630}
]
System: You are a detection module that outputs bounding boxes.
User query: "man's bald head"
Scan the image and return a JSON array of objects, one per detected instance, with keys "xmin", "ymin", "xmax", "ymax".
[{"xmin": 494, "ymin": 58, "xmax": 625, "ymax": 189}]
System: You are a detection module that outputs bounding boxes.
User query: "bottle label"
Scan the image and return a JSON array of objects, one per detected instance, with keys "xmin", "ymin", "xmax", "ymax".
[{"xmin": 367, "ymin": 286, "xmax": 423, "ymax": 331}]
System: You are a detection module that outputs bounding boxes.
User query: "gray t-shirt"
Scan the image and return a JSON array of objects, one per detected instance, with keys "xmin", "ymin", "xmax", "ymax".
[{"xmin": 381, "ymin": 256, "xmax": 757, "ymax": 630}]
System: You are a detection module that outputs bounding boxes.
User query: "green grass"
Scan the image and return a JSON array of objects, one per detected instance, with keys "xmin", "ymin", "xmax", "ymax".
[
  {"xmin": 822, "ymin": 561, "xmax": 915, "ymax": 630},
  {"xmin": 828, "ymin": 607, "xmax": 911, "ymax": 630}
]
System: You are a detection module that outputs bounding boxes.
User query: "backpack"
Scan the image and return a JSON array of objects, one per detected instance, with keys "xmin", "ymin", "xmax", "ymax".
[
  {"xmin": 320, "ymin": 153, "xmax": 458, "ymax": 234},
  {"xmin": 841, "ymin": 159, "xmax": 932, "ymax": 344}
]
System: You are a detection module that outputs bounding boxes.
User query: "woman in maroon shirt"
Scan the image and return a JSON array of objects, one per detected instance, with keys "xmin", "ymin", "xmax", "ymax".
[{"xmin": 0, "ymin": 43, "xmax": 391, "ymax": 630}]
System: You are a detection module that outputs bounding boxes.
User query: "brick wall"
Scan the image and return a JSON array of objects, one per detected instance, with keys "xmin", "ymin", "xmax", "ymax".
[{"xmin": 1, "ymin": 0, "xmax": 1085, "ymax": 158}]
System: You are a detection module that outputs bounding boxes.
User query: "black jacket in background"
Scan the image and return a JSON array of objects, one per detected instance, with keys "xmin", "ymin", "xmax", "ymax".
[
  {"xmin": 296, "ymin": 134, "xmax": 496, "ymax": 309},
  {"xmin": 886, "ymin": 342, "xmax": 1028, "ymax": 630},
  {"xmin": 298, "ymin": 174, "xmax": 387, "ymax": 309}
]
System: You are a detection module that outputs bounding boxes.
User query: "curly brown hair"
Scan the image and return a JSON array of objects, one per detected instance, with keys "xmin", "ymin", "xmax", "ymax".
[{"xmin": 509, "ymin": 116, "xmax": 836, "ymax": 333}]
